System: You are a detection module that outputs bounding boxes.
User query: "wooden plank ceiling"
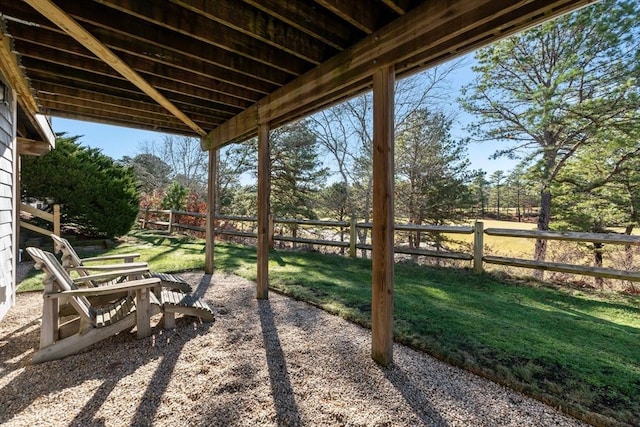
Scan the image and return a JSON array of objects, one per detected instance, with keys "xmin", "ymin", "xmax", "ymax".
[{"xmin": 0, "ymin": 0, "xmax": 594, "ymax": 146}]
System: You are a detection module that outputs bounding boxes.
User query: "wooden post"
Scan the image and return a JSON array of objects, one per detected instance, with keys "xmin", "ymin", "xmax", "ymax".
[
  {"xmin": 135, "ymin": 288, "xmax": 151, "ymax": 338},
  {"xmin": 371, "ymin": 66, "xmax": 395, "ymax": 366},
  {"xmin": 40, "ymin": 278, "xmax": 59, "ymax": 349},
  {"xmin": 257, "ymin": 123, "xmax": 270, "ymax": 299},
  {"xmin": 142, "ymin": 208, "xmax": 149, "ymax": 229},
  {"xmin": 473, "ymin": 221, "xmax": 484, "ymax": 274},
  {"xmin": 205, "ymin": 147, "xmax": 217, "ymax": 274},
  {"xmin": 53, "ymin": 204, "xmax": 61, "ymax": 236},
  {"xmin": 168, "ymin": 209, "xmax": 174, "ymax": 233},
  {"xmin": 349, "ymin": 215, "xmax": 357, "ymax": 258},
  {"xmin": 268, "ymin": 214, "xmax": 275, "ymax": 249},
  {"xmin": 292, "ymin": 226, "xmax": 298, "ymax": 249}
]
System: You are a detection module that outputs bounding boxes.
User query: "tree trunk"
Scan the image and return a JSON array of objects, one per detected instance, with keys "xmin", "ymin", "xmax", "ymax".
[
  {"xmin": 411, "ymin": 228, "xmax": 421, "ymax": 263},
  {"xmin": 593, "ymin": 242, "xmax": 604, "ymax": 288},
  {"xmin": 534, "ymin": 188, "xmax": 552, "ymax": 280}
]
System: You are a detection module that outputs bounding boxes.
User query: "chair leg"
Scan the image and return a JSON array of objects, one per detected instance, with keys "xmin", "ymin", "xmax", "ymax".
[
  {"xmin": 135, "ymin": 288, "xmax": 152, "ymax": 338},
  {"xmin": 40, "ymin": 297, "xmax": 59, "ymax": 349},
  {"xmin": 162, "ymin": 312, "xmax": 176, "ymax": 329}
]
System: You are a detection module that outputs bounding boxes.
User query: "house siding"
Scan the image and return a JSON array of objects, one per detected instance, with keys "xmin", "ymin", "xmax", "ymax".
[{"xmin": 0, "ymin": 71, "xmax": 16, "ymax": 320}]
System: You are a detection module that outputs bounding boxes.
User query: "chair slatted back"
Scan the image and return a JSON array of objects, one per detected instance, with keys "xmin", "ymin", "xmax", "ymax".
[
  {"xmin": 51, "ymin": 234, "xmax": 97, "ymax": 285},
  {"xmin": 26, "ymin": 247, "xmax": 94, "ymax": 323},
  {"xmin": 51, "ymin": 234, "xmax": 84, "ymax": 270}
]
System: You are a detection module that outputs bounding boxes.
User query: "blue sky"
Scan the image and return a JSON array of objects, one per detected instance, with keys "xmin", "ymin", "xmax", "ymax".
[{"xmin": 51, "ymin": 56, "xmax": 518, "ymax": 177}]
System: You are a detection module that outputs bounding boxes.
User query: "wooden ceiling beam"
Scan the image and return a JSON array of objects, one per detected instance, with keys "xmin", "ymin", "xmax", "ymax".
[
  {"xmin": 49, "ymin": 110, "xmax": 196, "ymax": 136},
  {"xmin": 203, "ymin": 0, "xmax": 596, "ymax": 149},
  {"xmin": 3, "ymin": 0, "xmax": 292, "ymax": 86},
  {"xmin": 0, "ymin": 28, "xmax": 39, "ymax": 116},
  {"xmin": 36, "ymin": 91, "xmax": 223, "ymax": 129},
  {"xmin": 16, "ymin": 37, "xmax": 261, "ymax": 105},
  {"xmin": 93, "ymin": 0, "xmax": 312, "ymax": 75},
  {"xmin": 379, "ymin": 0, "xmax": 410, "ymax": 15},
  {"xmin": 23, "ymin": 0, "xmax": 207, "ymax": 137},
  {"xmin": 0, "ymin": 25, "xmax": 54, "ymax": 147},
  {"xmin": 26, "ymin": 69, "xmax": 237, "ymax": 119},
  {"xmin": 313, "ymin": 0, "xmax": 381, "ymax": 34},
  {"xmin": 8, "ymin": 22, "xmax": 275, "ymax": 96},
  {"xmin": 17, "ymin": 137, "xmax": 53, "ymax": 156},
  {"xmin": 396, "ymin": 0, "xmax": 596, "ymax": 76},
  {"xmin": 169, "ymin": 0, "xmax": 334, "ymax": 64},
  {"xmin": 18, "ymin": 49, "xmax": 251, "ymax": 111},
  {"xmin": 41, "ymin": 100, "xmax": 222, "ymax": 134},
  {"xmin": 33, "ymin": 82, "xmax": 231, "ymax": 122},
  {"xmin": 204, "ymin": 0, "xmax": 490, "ymax": 148},
  {"xmin": 242, "ymin": 0, "xmax": 358, "ymax": 50}
]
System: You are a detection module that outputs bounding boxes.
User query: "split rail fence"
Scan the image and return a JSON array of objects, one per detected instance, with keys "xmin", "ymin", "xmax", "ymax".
[
  {"xmin": 19, "ymin": 203, "xmax": 61, "ymax": 237},
  {"xmin": 139, "ymin": 208, "xmax": 640, "ymax": 283}
]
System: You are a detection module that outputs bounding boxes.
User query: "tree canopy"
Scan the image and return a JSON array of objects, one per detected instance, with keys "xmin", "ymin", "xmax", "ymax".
[
  {"xmin": 395, "ymin": 109, "xmax": 474, "ymax": 227},
  {"xmin": 21, "ymin": 133, "xmax": 140, "ymax": 238},
  {"xmin": 460, "ymin": 0, "xmax": 640, "ymax": 262}
]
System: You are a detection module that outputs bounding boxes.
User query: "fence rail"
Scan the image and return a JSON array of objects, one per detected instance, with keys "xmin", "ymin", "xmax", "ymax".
[
  {"xmin": 138, "ymin": 208, "xmax": 640, "ymax": 283},
  {"xmin": 20, "ymin": 203, "xmax": 61, "ymax": 236}
]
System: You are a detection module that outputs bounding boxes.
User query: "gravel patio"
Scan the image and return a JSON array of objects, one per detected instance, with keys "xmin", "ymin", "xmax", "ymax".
[{"xmin": 0, "ymin": 271, "xmax": 586, "ymax": 426}]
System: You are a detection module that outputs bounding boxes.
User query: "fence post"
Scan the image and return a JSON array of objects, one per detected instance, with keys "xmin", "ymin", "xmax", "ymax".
[
  {"xmin": 473, "ymin": 221, "xmax": 484, "ymax": 274},
  {"xmin": 168, "ymin": 210, "xmax": 174, "ymax": 233},
  {"xmin": 142, "ymin": 208, "xmax": 149, "ymax": 229},
  {"xmin": 268, "ymin": 215, "xmax": 275, "ymax": 249},
  {"xmin": 349, "ymin": 215, "xmax": 357, "ymax": 258},
  {"xmin": 292, "ymin": 226, "xmax": 298, "ymax": 249},
  {"xmin": 53, "ymin": 204, "xmax": 61, "ymax": 236}
]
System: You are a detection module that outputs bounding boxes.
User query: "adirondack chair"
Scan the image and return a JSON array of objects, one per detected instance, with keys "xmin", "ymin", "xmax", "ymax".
[
  {"xmin": 26, "ymin": 247, "xmax": 164, "ymax": 364},
  {"xmin": 50, "ymin": 234, "xmax": 192, "ymax": 293},
  {"xmin": 51, "ymin": 235, "xmax": 215, "ymax": 327}
]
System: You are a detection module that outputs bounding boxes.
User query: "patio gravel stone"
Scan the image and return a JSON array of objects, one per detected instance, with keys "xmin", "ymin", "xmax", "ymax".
[{"xmin": 0, "ymin": 272, "xmax": 586, "ymax": 426}]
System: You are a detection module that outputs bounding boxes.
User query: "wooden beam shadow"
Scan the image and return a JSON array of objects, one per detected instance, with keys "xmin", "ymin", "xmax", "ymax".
[
  {"xmin": 258, "ymin": 299, "xmax": 301, "ymax": 426},
  {"xmin": 382, "ymin": 364, "xmax": 448, "ymax": 426}
]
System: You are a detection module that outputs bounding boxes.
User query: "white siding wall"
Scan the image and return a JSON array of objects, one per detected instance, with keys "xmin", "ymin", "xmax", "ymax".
[{"xmin": 0, "ymin": 72, "xmax": 16, "ymax": 321}]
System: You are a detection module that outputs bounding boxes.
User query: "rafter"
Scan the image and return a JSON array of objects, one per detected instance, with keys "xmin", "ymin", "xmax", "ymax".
[
  {"xmin": 203, "ymin": 0, "xmax": 596, "ymax": 149},
  {"xmin": 27, "ymin": 69, "xmax": 237, "ymax": 119},
  {"xmin": 93, "ymin": 0, "xmax": 312, "ymax": 75},
  {"xmin": 8, "ymin": 22, "xmax": 275, "ymax": 97},
  {"xmin": 398, "ymin": 0, "xmax": 595, "ymax": 74},
  {"xmin": 244, "ymin": 0, "xmax": 357, "ymax": 50},
  {"xmin": 2, "ymin": 0, "xmax": 292, "ymax": 87},
  {"xmin": 36, "ymin": 90, "xmax": 223, "ymax": 128},
  {"xmin": 0, "ymin": 28, "xmax": 39, "ymax": 116},
  {"xmin": 170, "ymin": 0, "xmax": 334, "ymax": 64},
  {"xmin": 379, "ymin": 0, "xmax": 413, "ymax": 15},
  {"xmin": 23, "ymin": 0, "xmax": 206, "ymax": 136},
  {"xmin": 313, "ymin": 0, "xmax": 381, "ymax": 34},
  {"xmin": 15, "ymin": 37, "xmax": 260, "ymax": 107},
  {"xmin": 49, "ymin": 109, "xmax": 195, "ymax": 135},
  {"xmin": 0, "ymin": 25, "xmax": 54, "ymax": 146},
  {"xmin": 31, "ymin": 78, "xmax": 232, "ymax": 121}
]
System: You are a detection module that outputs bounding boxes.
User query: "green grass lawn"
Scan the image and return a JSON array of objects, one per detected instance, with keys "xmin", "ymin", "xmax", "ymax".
[{"xmin": 19, "ymin": 230, "xmax": 640, "ymax": 425}]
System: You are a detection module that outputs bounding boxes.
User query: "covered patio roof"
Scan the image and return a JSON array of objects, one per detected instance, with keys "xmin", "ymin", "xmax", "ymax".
[
  {"xmin": 1, "ymin": 0, "xmax": 596, "ymax": 365},
  {"xmin": 2, "ymin": 1, "xmax": 592, "ymax": 143}
]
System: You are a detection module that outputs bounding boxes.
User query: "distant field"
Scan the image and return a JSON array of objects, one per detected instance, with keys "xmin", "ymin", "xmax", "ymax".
[{"xmin": 444, "ymin": 219, "xmax": 537, "ymax": 259}]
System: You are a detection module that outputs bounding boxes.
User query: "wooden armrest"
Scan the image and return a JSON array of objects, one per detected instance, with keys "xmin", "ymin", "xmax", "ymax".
[
  {"xmin": 72, "ymin": 267, "xmax": 149, "ymax": 284},
  {"xmin": 69, "ymin": 262, "xmax": 149, "ymax": 271},
  {"xmin": 47, "ymin": 277, "xmax": 161, "ymax": 298},
  {"xmin": 81, "ymin": 253, "xmax": 141, "ymax": 263}
]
